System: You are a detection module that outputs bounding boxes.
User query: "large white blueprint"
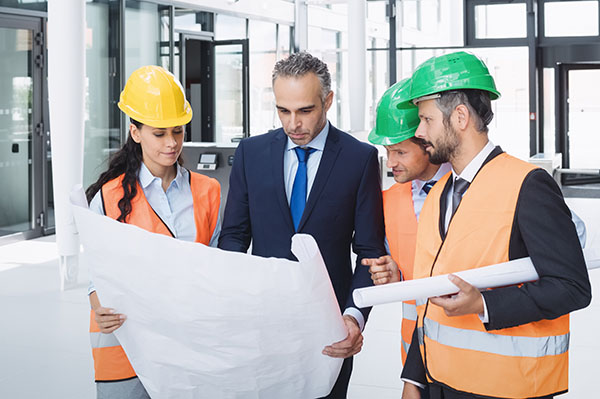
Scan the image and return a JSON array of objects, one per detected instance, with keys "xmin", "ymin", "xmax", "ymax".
[
  {"xmin": 72, "ymin": 205, "xmax": 346, "ymax": 399},
  {"xmin": 353, "ymin": 247, "xmax": 600, "ymax": 308}
]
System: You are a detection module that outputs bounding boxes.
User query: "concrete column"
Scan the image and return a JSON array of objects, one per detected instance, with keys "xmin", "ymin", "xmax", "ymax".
[
  {"xmin": 348, "ymin": 0, "xmax": 367, "ymax": 132},
  {"xmin": 48, "ymin": 0, "xmax": 86, "ymax": 290}
]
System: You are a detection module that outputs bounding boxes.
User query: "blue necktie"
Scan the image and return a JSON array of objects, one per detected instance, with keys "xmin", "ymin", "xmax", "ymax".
[
  {"xmin": 422, "ymin": 180, "xmax": 437, "ymax": 195},
  {"xmin": 290, "ymin": 147, "xmax": 315, "ymax": 231}
]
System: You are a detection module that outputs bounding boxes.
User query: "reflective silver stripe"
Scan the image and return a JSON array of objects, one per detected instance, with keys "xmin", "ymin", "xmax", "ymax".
[
  {"xmin": 416, "ymin": 298, "xmax": 427, "ymax": 307},
  {"xmin": 417, "ymin": 326, "xmax": 424, "ymax": 346},
  {"xmin": 401, "ymin": 338, "xmax": 411, "ymax": 356},
  {"xmin": 402, "ymin": 302, "xmax": 418, "ymax": 321},
  {"xmin": 423, "ymin": 317, "xmax": 569, "ymax": 358},
  {"xmin": 90, "ymin": 332, "xmax": 120, "ymax": 349}
]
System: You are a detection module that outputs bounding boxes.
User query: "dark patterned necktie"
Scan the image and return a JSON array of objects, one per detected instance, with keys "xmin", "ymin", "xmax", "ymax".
[
  {"xmin": 451, "ymin": 177, "xmax": 470, "ymax": 217},
  {"xmin": 422, "ymin": 180, "xmax": 437, "ymax": 195}
]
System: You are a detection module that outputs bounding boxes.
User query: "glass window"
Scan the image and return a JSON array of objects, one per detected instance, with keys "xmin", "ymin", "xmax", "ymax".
[
  {"xmin": 544, "ymin": 1, "xmax": 599, "ymax": 37},
  {"xmin": 248, "ymin": 19, "xmax": 277, "ymax": 136},
  {"xmin": 398, "ymin": 0, "xmax": 464, "ymax": 47},
  {"xmin": 367, "ymin": 39, "xmax": 390, "ymax": 131},
  {"xmin": 397, "ymin": 47, "xmax": 530, "ymax": 161},
  {"xmin": 0, "ymin": 0, "xmax": 46, "ymax": 12},
  {"xmin": 215, "ymin": 14, "xmax": 246, "ymax": 40},
  {"xmin": 214, "ymin": 43, "xmax": 244, "ymax": 143},
  {"xmin": 278, "ymin": 24, "xmax": 291, "ymax": 59},
  {"xmin": 475, "ymin": 3, "xmax": 527, "ymax": 39},
  {"xmin": 567, "ymin": 69, "xmax": 600, "ymax": 169},
  {"xmin": 367, "ymin": 1, "xmax": 388, "ymax": 24},
  {"xmin": 174, "ymin": 9, "xmax": 204, "ymax": 33},
  {"xmin": 84, "ymin": 1, "xmax": 121, "ymax": 189},
  {"xmin": 125, "ymin": 1, "xmax": 160, "ymax": 80},
  {"xmin": 542, "ymin": 68, "xmax": 555, "ymax": 155}
]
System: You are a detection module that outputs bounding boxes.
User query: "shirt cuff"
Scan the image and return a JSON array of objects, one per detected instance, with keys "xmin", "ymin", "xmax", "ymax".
[
  {"xmin": 401, "ymin": 378, "xmax": 426, "ymax": 390},
  {"xmin": 343, "ymin": 307, "xmax": 365, "ymax": 331},
  {"xmin": 478, "ymin": 293, "xmax": 489, "ymax": 323}
]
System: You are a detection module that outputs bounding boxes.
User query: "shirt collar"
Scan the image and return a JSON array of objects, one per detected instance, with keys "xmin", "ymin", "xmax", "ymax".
[
  {"xmin": 412, "ymin": 162, "xmax": 452, "ymax": 193},
  {"xmin": 452, "ymin": 140, "xmax": 495, "ymax": 183},
  {"xmin": 286, "ymin": 120, "xmax": 329, "ymax": 152},
  {"xmin": 138, "ymin": 162, "xmax": 185, "ymax": 189}
]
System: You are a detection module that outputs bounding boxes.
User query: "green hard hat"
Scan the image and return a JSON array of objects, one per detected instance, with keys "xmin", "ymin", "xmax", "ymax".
[
  {"xmin": 400, "ymin": 51, "xmax": 501, "ymax": 108},
  {"xmin": 368, "ymin": 78, "xmax": 420, "ymax": 146}
]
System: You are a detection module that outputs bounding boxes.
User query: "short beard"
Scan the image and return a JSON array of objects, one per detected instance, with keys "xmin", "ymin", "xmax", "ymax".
[{"xmin": 428, "ymin": 124, "xmax": 459, "ymax": 165}]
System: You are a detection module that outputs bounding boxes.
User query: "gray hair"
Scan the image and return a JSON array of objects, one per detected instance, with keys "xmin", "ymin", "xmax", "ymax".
[
  {"xmin": 272, "ymin": 52, "xmax": 331, "ymax": 103},
  {"xmin": 436, "ymin": 90, "xmax": 493, "ymax": 133}
]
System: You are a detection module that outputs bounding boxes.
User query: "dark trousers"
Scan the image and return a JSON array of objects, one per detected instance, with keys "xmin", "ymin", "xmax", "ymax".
[{"xmin": 319, "ymin": 357, "xmax": 353, "ymax": 399}]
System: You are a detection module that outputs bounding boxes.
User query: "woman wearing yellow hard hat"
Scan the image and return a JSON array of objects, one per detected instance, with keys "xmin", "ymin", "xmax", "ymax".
[{"xmin": 85, "ymin": 65, "xmax": 221, "ymax": 398}]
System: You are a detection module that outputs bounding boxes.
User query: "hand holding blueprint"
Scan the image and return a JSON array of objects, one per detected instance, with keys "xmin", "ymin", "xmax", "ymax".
[
  {"xmin": 72, "ymin": 203, "xmax": 346, "ymax": 399},
  {"xmin": 353, "ymin": 248, "xmax": 600, "ymax": 308}
]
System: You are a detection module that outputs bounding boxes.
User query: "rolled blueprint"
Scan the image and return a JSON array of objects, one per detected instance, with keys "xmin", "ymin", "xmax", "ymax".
[{"xmin": 353, "ymin": 247, "xmax": 600, "ymax": 308}]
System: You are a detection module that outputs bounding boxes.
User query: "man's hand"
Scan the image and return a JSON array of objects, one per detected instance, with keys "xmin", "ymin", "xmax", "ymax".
[
  {"xmin": 362, "ymin": 255, "xmax": 400, "ymax": 285},
  {"xmin": 94, "ymin": 306, "xmax": 126, "ymax": 334},
  {"xmin": 322, "ymin": 315, "xmax": 363, "ymax": 358},
  {"xmin": 429, "ymin": 274, "xmax": 484, "ymax": 317},
  {"xmin": 401, "ymin": 382, "xmax": 422, "ymax": 399}
]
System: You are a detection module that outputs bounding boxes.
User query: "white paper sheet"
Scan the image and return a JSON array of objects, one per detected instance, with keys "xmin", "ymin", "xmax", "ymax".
[
  {"xmin": 72, "ymin": 204, "xmax": 346, "ymax": 399},
  {"xmin": 353, "ymin": 247, "xmax": 600, "ymax": 308}
]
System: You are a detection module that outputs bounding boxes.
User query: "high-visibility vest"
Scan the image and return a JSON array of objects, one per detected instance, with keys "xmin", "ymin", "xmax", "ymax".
[
  {"xmin": 382, "ymin": 182, "xmax": 418, "ymax": 364},
  {"xmin": 89, "ymin": 170, "xmax": 220, "ymax": 382},
  {"xmin": 414, "ymin": 153, "xmax": 569, "ymax": 398}
]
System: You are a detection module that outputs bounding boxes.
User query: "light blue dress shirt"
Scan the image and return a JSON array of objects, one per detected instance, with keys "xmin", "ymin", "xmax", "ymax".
[
  {"xmin": 283, "ymin": 121, "xmax": 329, "ymax": 203},
  {"xmin": 88, "ymin": 162, "xmax": 221, "ymax": 294},
  {"xmin": 411, "ymin": 163, "xmax": 452, "ymax": 222}
]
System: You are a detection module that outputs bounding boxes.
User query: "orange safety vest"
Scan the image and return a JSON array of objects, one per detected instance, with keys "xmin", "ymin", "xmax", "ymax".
[
  {"xmin": 89, "ymin": 170, "xmax": 220, "ymax": 382},
  {"xmin": 414, "ymin": 153, "xmax": 569, "ymax": 398},
  {"xmin": 382, "ymin": 182, "xmax": 418, "ymax": 364}
]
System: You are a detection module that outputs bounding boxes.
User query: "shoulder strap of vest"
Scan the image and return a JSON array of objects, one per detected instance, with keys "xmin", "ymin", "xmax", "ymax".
[{"xmin": 438, "ymin": 146, "xmax": 504, "ymax": 240}]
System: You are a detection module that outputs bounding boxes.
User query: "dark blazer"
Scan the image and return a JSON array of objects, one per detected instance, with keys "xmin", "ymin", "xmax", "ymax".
[
  {"xmin": 218, "ymin": 125, "xmax": 387, "ymax": 320},
  {"xmin": 402, "ymin": 147, "xmax": 592, "ymax": 397}
]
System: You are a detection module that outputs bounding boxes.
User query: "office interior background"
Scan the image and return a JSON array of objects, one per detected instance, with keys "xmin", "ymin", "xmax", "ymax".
[{"xmin": 0, "ymin": 0, "xmax": 599, "ymax": 398}]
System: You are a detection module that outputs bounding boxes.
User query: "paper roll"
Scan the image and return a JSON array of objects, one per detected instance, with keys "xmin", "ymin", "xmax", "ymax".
[{"xmin": 353, "ymin": 247, "xmax": 600, "ymax": 308}]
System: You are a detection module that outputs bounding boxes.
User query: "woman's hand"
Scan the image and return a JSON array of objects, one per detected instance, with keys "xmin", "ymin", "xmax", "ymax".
[{"xmin": 89, "ymin": 291, "xmax": 126, "ymax": 334}]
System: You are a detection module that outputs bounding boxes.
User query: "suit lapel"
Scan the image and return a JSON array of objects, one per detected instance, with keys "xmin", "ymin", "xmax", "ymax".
[
  {"xmin": 297, "ymin": 126, "xmax": 341, "ymax": 232},
  {"xmin": 271, "ymin": 129, "xmax": 295, "ymax": 232}
]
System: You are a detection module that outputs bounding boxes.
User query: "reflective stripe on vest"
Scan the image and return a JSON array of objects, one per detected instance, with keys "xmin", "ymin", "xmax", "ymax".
[
  {"xmin": 383, "ymin": 182, "xmax": 418, "ymax": 365},
  {"xmin": 414, "ymin": 153, "xmax": 569, "ymax": 398},
  {"xmin": 423, "ymin": 317, "xmax": 569, "ymax": 358},
  {"xmin": 402, "ymin": 301, "xmax": 418, "ymax": 321},
  {"xmin": 90, "ymin": 331, "xmax": 120, "ymax": 349},
  {"xmin": 91, "ymin": 170, "xmax": 221, "ymax": 382}
]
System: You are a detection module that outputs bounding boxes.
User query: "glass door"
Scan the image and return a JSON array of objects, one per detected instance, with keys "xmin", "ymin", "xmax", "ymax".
[
  {"xmin": 0, "ymin": 14, "xmax": 44, "ymax": 242},
  {"xmin": 213, "ymin": 39, "xmax": 249, "ymax": 143}
]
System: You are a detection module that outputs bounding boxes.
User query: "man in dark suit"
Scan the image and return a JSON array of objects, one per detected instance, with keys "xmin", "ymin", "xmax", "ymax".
[
  {"xmin": 218, "ymin": 52, "xmax": 386, "ymax": 398},
  {"xmin": 399, "ymin": 51, "xmax": 591, "ymax": 399}
]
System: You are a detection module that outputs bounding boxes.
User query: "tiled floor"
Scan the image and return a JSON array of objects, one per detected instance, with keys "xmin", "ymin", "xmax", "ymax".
[{"xmin": 0, "ymin": 197, "xmax": 598, "ymax": 398}]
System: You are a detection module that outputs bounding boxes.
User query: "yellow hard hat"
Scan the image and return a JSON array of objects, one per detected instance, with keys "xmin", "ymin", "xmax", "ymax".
[{"xmin": 118, "ymin": 65, "xmax": 193, "ymax": 128}]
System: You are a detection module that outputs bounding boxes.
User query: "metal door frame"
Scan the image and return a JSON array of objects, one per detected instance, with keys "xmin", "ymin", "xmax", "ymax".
[
  {"xmin": 556, "ymin": 62, "xmax": 600, "ymax": 185},
  {"xmin": 0, "ymin": 12, "xmax": 46, "ymax": 245}
]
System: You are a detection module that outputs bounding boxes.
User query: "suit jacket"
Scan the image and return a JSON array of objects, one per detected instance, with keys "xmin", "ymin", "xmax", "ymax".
[
  {"xmin": 218, "ymin": 125, "xmax": 387, "ymax": 320},
  {"xmin": 402, "ymin": 147, "xmax": 592, "ymax": 394}
]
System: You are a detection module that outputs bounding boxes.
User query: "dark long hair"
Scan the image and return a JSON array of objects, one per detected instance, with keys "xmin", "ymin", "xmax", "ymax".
[{"xmin": 85, "ymin": 119, "xmax": 183, "ymax": 222}]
